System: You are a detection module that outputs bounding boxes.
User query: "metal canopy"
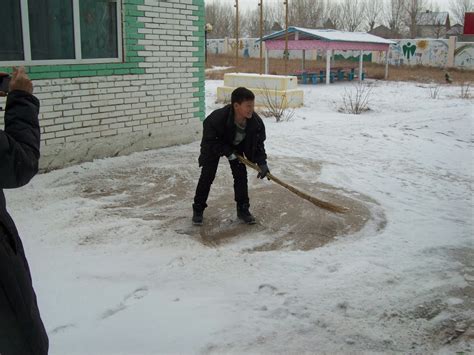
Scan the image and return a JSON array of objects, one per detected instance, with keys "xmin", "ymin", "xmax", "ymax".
[
  {"xmin": 260, "ymin": 27, "xmax": 394, "ymax": 83},
  {"xmin": 261, "ymin": 26, "xmax": 395, "ymax": 51}
]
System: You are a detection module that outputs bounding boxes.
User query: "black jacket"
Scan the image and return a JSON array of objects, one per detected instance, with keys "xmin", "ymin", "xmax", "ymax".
[
  {"xmin": 198, "ymin": 104, "xmax": 267, "ymax": 166},
  {"xmin": 0, "ymin": 91, "xmax": 48, "ymax": 355},
  {"xmin": 0, "ymin": 91, "xmax": 40, "ymax": 238}
]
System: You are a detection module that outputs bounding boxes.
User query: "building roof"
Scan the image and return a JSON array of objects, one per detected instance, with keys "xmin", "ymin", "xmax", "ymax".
[
  {"xmin": 261, "ymin": 26, "xmax": 395, "ymax": 45},
  {"xmin": 368, "ymin": 25, "xmax": 403, "ymax": 39},
  {"xmin": 447, "ymin": 24, "xmax": 464, "ymax": 35},
  {"xmin": 416, "ymin": 11, "xmax": 449, "ymax": 26}
]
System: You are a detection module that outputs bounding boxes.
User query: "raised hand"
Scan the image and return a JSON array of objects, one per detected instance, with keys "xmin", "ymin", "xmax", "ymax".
[{"xmin": 9, "ymin": 67, "xmax": 33, "ymax": 94}]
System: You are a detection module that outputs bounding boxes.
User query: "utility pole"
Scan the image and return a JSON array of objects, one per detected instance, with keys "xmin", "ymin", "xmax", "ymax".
[
  {"xmin": 235, "ymin": 0, "xmax": 239, "ymax": 68},
  {"xmin": 205, "ymin": 23, "xmax": 213, "ymax": 65},
  {"xmin": 284, "ymin": 0, "xmax": 289, "ymax": 75},
  {"xmin": 259, "ymin": 0, "xmax": 263, "ymax": 74}
]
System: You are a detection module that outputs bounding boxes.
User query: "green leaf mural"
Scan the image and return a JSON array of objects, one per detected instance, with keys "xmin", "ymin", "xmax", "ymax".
[{"xmin": 402, "ymin": 42, "xmax": 417, "ymax": 59}]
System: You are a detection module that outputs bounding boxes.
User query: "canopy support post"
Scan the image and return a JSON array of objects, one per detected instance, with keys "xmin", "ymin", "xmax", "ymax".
[
  {"xmin": 265, "ymin": 47, "xmax": 269, "ymax": 74},
  {"xmin": 302, "ymin": 49, "xmax": 306, "ymax": 71},
  {"xmin": 326, "ymin": 49, "xmax": 331, "ymax": 85}
]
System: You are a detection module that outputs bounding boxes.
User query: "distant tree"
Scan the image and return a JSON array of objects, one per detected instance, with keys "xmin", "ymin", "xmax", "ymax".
[
  {"xmin": 288, "ymin": 0, "xmax": 325, "ymax": 28},
  {"xmin": 242, "ymin": 8, "xmax": 260, "ymax": 38},
  {"xmin": 324, "ymin": 0, "xmax": 343, "ymax": 29},
  {"xmin": 241, "ymin": 6, "xmax": 275, "ymax": 38},
  {"xmin": 432, "ymin": 18, "xmax": 446, "ymax": 38},
  {"xmin": 450, "ymin": 0, "xmax": 473, "ymax": 25},
  {"xmin": 239, "ymin": 1, "xmax": 285, "ymax": 37},
  {"xmin": 266, "ymin": 2, "xmax": 285, "ymax": 33},
  {"xmin": 431, "ymin": 3, "xmax": 441, "ymax": 12},
  {"xmin": 404, "ymin": 0, "xmax": 428, "ymax": 38},
  {"xmin": 384, "ymin": 0, "xmax": 407, "ymax": 35},
  {"xmin": 365, "ymin": 0, "xmax": 384, "ymax": 31},
  {"xmin": 205, "ymin": 2, "xmax": 235, "ymax": 38},
  {"xmin": 340, "ymin": 0, "xmax": 367, "ymax": 31}
]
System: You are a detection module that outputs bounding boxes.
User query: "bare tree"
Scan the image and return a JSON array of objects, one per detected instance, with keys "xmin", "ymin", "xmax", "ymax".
[
  {"xmin": 450, "ymin": 0, "xmax": 473, "ymax": 25},
  {"xmin": 241, "ymin": 5, "xmax": 278, "ymax": 38},
  {"xmin": 288, "ymin": 0, "xmax": 325, "ymax": 28},
  {"xmin": 432, "ymin": 18, "xmax": 446, "ymax": 38},
  {"xmin": 265, "ymin": 1, "xmax": 285, "ymax": 34},
  {"xmin": 241, "ymin": 8, "xmax": 260, "ymax": 37},
  {"xmin": 324, "ymin": 0, "xmax": 343, "ymax": 29},
  {"xmin": 205, "ymin": 2, "xmax": 235, "ymax": 38},
  {"xmin": 365, "ymin": 0, "xmax": 384, "ymax": 31},
  {"xmin": 431, "ymin": 2, "xmax": 441, "ymax": 12},
  {"xmin": 340, "ymin": 0, "xmax": 367, "ymax": 31},
  {"xmin": 384, "ymin": 0, "xmax": 407, "ymax": 35},
  {"xmin": 404, "ymin": 0, "xmax": 427, "ymax": 38}
]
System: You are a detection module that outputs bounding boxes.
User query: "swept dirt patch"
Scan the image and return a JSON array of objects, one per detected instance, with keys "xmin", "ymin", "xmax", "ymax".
[{"xmin": 79, "ymin": 155, "xmax": 386, "ymax": 251}]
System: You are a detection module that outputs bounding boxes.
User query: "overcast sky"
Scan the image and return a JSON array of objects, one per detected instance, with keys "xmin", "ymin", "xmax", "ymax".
[{"xmin": 208, "ymin": 0, "xmax": 454, "ymax": 12}]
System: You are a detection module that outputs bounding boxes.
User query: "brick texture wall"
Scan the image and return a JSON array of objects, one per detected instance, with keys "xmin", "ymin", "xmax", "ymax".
[{"xmin": 0, "ymin": 0, "xmax": 205, "ymax": 170}]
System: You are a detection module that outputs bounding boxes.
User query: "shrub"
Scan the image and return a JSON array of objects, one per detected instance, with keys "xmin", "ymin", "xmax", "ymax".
[
  {"xmin": 339, "ymin": 81, "xmax": 373, "ymax": 115},
  {"xmin": 260, "ymin": 86, "xmax": 295, "ymax": 122}
]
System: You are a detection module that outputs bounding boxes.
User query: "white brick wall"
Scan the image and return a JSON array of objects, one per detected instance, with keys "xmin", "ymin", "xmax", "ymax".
[{"xmin": 0, "ymin": 0, "xmax": 203, "ymax": 170}]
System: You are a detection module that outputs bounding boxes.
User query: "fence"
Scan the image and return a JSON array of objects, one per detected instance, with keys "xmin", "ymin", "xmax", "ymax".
[{"xmin": 207, "ymin": 37, "xmax": 474, "ymax": 69}]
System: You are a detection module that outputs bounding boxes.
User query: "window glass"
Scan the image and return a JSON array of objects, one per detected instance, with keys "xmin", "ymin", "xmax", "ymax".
[
  {"xmin": 0, "ymin": 0, "xmax": 24, "ymax": 61},
  {"xmin": 80, "ymin": 0, "xmax": 118, "ymax": 59},
  {"xmin": 28, "ymin": 0, "xmax": 75, "ymax": 60}
]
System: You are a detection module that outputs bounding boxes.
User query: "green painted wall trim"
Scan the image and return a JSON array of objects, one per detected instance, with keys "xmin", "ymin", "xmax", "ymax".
[
  {"xmin": 192, "ymin": 0, "xmax": 205, "ymax": 121},
  {"xmin": 333, "ymin": 53, "xmax": 373, "ymax": 62},
  {"xmin": 0, "ymin": 0, "xmax": 145, "ymax": 79}
]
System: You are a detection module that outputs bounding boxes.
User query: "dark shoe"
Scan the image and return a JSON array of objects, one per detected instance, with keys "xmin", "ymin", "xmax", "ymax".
[
  {"xmin": 237, "ymin": 203, "xmax": 256, "ymax": 224},
  {"xmin": 192, "ymin": 209, "xmax": 203, "ymax": 226}
]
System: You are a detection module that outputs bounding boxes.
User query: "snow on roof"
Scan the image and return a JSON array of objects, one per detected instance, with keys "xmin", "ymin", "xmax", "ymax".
[
  {"xmin": 416, "ymin": 11, "xmax": 449, "ymax": 26},
  {"xmin": 262, "ymin": 26, "xmax": 395, "ymax": 45},
  {"xmin": 447, "ymin": 24, "xmax": 464, "ymax": 35}
]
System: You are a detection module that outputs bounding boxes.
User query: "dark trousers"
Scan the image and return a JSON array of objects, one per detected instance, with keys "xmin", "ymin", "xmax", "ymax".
[
  {"xmin": 193, "ymin": 158, "xmax": 249, "ymax": 211},
  {"xmin": 0, "ymin": 227, "xmax": 49, "ymax": 355}
]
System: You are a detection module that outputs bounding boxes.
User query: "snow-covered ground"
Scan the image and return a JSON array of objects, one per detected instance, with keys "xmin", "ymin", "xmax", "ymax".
[
  {"xmin": 205, "ymin": 66, "xmax": 234, "ymax": 73},
  {"xmin": 7, "ymin": 80, "xmax": 473, "ymax": 354}
]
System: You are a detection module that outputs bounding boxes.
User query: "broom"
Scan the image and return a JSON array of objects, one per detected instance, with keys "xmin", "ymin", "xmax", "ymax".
[{"xmin": 237, "ymin": 154, "xmax": 348, "ymax": 214}]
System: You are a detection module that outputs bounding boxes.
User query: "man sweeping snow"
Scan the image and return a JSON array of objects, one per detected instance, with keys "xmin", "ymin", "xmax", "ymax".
[{"xmin": 192, "ymin": 87, "xmax": 269, "ymax": 226}]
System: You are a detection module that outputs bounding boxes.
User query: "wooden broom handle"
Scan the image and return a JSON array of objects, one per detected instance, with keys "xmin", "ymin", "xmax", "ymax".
[{"xmin": 236, "ymin": 154, "xmax": 348, "ymax": 214}]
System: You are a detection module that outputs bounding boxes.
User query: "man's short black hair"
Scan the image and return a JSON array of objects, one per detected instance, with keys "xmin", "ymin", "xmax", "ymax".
[{"xmin": 231, "ymin": 87, "xmax": 255, "ymax": 105}]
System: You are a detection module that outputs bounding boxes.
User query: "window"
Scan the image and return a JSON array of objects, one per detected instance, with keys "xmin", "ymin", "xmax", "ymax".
[
  {"xmin": 0, "ymin": 0, "xmax": 122, "ymax": 65},
  {"xmin": 29, "ymin": 0, "xmax": 75, "ymax": 60},
  {"xmin": 0, "ymin": 0, "xmax": 24, "ymax": 61},
  {"xmin": 80, "ymin": 0, "xmax": 119, "ymax": 59}
]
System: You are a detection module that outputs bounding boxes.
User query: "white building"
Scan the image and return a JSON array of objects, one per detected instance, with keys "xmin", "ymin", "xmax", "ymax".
[{"xmin": 0, "ymin": 0, "xmax": 205, "ymax": 170}]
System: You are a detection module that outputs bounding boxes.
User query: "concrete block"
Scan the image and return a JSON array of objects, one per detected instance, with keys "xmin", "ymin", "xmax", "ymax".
[
  {"xmin": 223, "ymin": 72, "xmax": 299, "ymax": 91},
  {"xmin": 217, "ymin": 86, "xmax": 304, "ymax": 109}
]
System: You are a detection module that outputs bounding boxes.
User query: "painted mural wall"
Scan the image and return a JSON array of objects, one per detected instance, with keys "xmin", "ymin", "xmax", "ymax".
[
  {"xmin": 207, "ymin": 38, "xmax": 261, "ymax": 57},
  {"xmin": 373, "ymin": 38, "xmax": 474, "ymax": 69},
  {"xmin": 454, "ymin": 43, "xmax": 474, "ymax": 68},
  {"xmin": 208, "ymin": 37, "xmax": 474, "ymax": 69},
  {"xmin": 386, "ymin": 39, "xmax": 449, "ymax": 66}
]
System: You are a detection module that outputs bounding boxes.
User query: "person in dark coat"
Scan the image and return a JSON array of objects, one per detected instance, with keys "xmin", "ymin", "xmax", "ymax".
[
  {"xmin": 192, "ymin": 87, "xmax": 269, "ymax": 225},
  {"xmin": 0, "ymin": 67, "xmax": 49, "ymax": 354}
]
